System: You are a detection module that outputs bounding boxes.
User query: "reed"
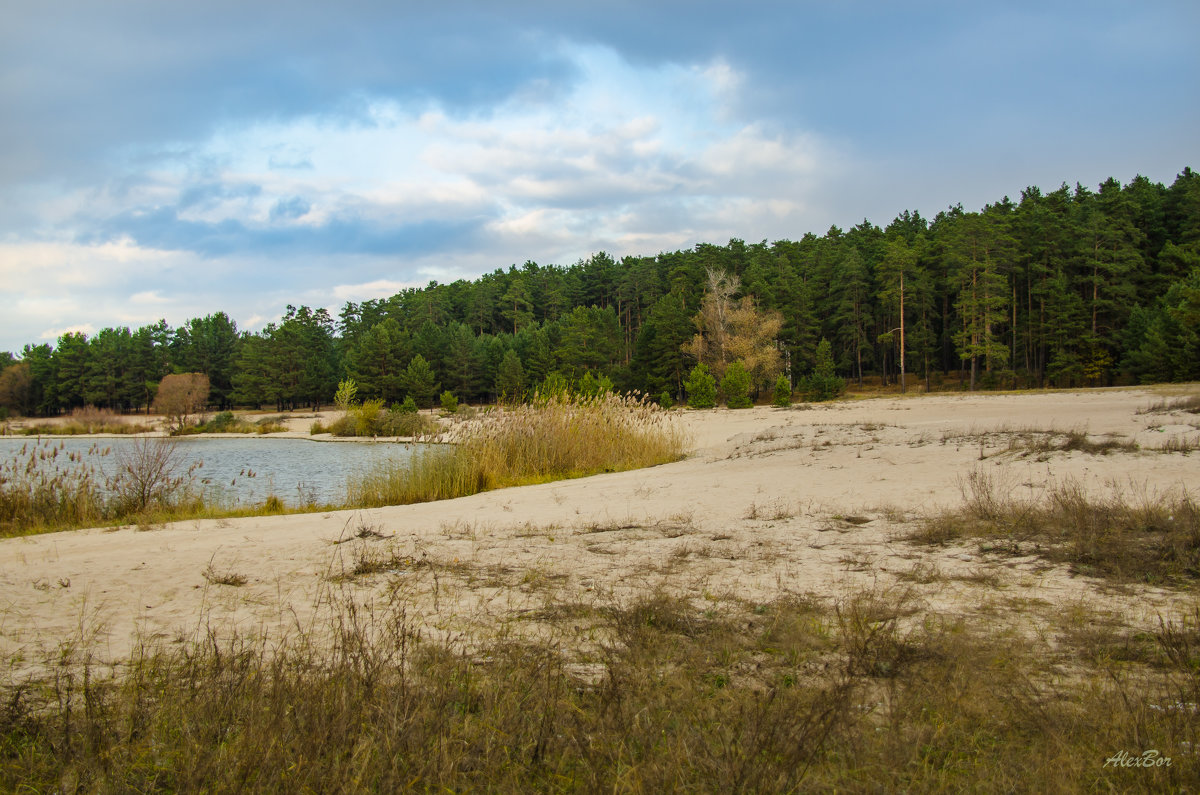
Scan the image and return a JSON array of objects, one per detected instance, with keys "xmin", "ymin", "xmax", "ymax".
[
  {"xmin": 0, "ymin": 438, "xmax": 287, "ymax": 536},
  {"xmin": 347, "ymin": 391, "xmax": 689, "ymax": 507},
  {"xmin": 0, "ymin": 440, "xmax": 109, "ymax": 533}
]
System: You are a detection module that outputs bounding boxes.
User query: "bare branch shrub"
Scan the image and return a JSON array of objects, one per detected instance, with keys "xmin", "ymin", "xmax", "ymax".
[{"xmin": 110, "ymin": 437, "xmax": 193, "ymax": 512}]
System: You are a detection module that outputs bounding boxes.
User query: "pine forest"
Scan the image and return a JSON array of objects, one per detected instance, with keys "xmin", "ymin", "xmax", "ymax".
[{"xmin": 2, "ymin": 169, "xmax": 1198, "ymax": 416}]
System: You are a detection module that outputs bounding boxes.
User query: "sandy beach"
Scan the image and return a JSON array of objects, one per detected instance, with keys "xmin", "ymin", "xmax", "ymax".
[{"xmin": 3, "ymin": 387, "xmax": 1198, "ymax": 676}]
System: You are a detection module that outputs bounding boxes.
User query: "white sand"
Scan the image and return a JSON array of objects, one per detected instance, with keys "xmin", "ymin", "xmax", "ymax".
[{"xmin": 3, "ymin": 387, "xmax": 1198, "ymax": 675}]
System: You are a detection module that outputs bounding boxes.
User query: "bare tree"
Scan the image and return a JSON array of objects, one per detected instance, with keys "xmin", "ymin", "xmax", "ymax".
[
  {"xmin": 153, "ymin": 372, "xmax": 210, "ymax": 432},
  {"xmin": 110, "ymin": 436, "xmax": 194, "ymax": 512}
]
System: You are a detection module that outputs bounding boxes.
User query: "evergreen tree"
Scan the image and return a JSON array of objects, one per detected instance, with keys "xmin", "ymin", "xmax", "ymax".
[
  {"xmin": 804, "ymin": 339, "xmax": 845, "ymax": 401},
  {"xmin": 683, "ymin": 363, "xmax": 716, "ymax": 409},
  {"xmin": 772, "ymin": 374, "xmax": 792, "ymax": 407},
  {"xmin": 400, "ymin": 354, "xmax": 439, "ymax": 408},
  {"xmin": 721, "ymin": 361, "xmax": 752, "ymax": 408},
  {"xmin": 830, "ymin": 247, "xmax": 873, "ymax": 386},
  {"xmin": 347, "ymin": 318, "xmax": 410, "ymax": 404},
  {"xmin": 494, "ymin": 349, "xmax": 526, "ymax": 402}
]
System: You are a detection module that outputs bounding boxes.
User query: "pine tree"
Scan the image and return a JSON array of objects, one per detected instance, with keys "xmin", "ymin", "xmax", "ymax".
[
  {"xmin": 401, "ymin": 354, "xmax": 439, "ymax": 408},
  {"xmin": 683, "ymin": 363, "xmax": 717, "ymax": 409},
  {"xmin": 721, "ymin": 361, "xmax": 752, "ymax": 408},
  {"xmin": 494, "ymin": 349, "xmax": 526, "ymax": 402}
]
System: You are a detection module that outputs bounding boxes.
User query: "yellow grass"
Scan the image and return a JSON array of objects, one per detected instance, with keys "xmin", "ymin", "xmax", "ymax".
[{"xmin": 348, "ymin": 391, "xmax": 689, "ymax": 506}]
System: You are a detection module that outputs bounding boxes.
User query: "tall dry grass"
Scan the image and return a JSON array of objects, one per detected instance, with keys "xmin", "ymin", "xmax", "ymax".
[
  {"xmin": 1, "ymin": 438, "xmax": 215, "ymax": 536},
  {"xmin": 10, "ymin": 406, "xmax": 155, "ymax": 436},
  {"xmin": 0, "ymin": 440, "xmax": 109, "ymax": 532},
  {"xmin": 348, "ymin": 391, "xmax": 689, "ymax": 507}
]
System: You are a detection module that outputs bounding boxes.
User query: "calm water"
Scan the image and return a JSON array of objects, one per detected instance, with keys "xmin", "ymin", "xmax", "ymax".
[{"xmin": 0, "ymin": 436, "xmax": 423, "ymax": 507}]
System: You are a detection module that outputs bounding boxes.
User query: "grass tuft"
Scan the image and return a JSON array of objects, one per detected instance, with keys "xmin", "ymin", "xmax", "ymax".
[
  {"xmin": 910, "ymin": 470, "xmax": 1200, "ymax": 585},
  {"xmin": 1139, "ymin": 394, "xmax": 1200, "ymax": 415}
]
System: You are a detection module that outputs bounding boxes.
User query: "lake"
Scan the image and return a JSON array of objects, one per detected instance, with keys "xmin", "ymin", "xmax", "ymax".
[{"xmin": 0, "ymin": 436, "xmax": 423, "ymax": 508}]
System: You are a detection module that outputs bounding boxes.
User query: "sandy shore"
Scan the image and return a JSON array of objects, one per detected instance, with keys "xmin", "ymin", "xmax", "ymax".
[{"xmin": 3, "ymin": 387, "xmax": 1198, "ymax": 676}]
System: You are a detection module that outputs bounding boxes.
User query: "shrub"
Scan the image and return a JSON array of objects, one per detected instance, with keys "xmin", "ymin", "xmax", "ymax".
[
  {"xmin": 334, "ymin": 379, "xmax": 358, "ymax": 410},
  {"xmin": 378, "ymin": 410, "xmax": 438, "ymax": 438},
  {"xmin": 577, "ymin": 371, "xmax": 614, "ymax": 398},
  {"xmin": 397, "ymin": 396, "xmax": 418, "ymax": 414},
  {"xmin": 773, "ymin": 374, "xmax": 793, "ymax": 407},
  {"xmin": 439, "ymin": 390, "xmax": 459, "ymax": 414},
  {"xmin": 110, "ymin": 436, "xmax": 194, "ymax": 513},
  {"xmin": 684, "ymin": 363, "xmax": 717, "ymax": 409},
  {"xmin": 154, "ymin": 373, "xmax": 210, "ymax": 432},
  {"xmin": 721, "ymin": 361, "xmax": 752, "ymax": 408},
  {"xmin": 539, "ymin": 372, "xmax": 570, "ymax": 399},
  {"xmin": 659, "ymin": 390, "xmax": 673, "ymax": 409},
  {"xmin": 208, "ymin": 410, "xmax": 237, "ymax": 431},
  {"xmin": 320, "ymin": 399, "xmax": 386, "ymax": 437}
]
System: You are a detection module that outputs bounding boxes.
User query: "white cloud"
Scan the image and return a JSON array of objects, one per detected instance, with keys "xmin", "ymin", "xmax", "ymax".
[
  {"xmin": 331, "ymin": 278, "xmax": 424, "ymax": 303},
  {"xmin": 129, "ymin": 290, "xmax": 170, "ymax": 304},
  {"xmin": 38, "ymin": 323, "xmax": 95, "ymax": 341},
  {"xmin": 84, "ymin": 40, "xmax": 840, "ymax": 250},
  {"xmin": 1, "ymin": 40, "xmax": 853, "ymax": 351}
]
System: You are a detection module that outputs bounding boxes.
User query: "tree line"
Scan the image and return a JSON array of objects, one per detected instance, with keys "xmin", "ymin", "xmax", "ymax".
[{"xmin": 2, "ymin": 167, "xmax": 1198, "ymax": 416}]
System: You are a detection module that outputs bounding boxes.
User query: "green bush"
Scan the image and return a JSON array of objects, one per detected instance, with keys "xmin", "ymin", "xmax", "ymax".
[
  {"xmin": 721, "ymin": 361, "xmax": 752, "ymax": 409},
  {"xmin": 334, "ymin": 378, "xmax": 358, "ymax": 410},
  {"xmin": 684, "ymin": 363, "xmax": 717, "ymax": 409},
  {"xmin": 659, "ymin": 390, "xmax": 673, "ymax": 409},
  {"xmin": 540, "ymin": 371, "xmax": 571, "ymax": 398},
  {"xmin": 773, "ymin": 374, "xmax": 793, "ymax": 407},
  {"xmin": 577, "ymin": 371, "xmax": 614, "ymax": 398},
  {"xmin": 378, "ymin": 408, "xmax": 438, "ymax": 438},
  {"xmin": 397, "ymin": 396, "xmax": 418, "ymax": 414},
  {"xmin": 439, "ymin": 390, "xmax": 459, "ymax": 414},
  {"xmin": 209, "ymin": 410, "xmax": 237, "ymax": 431}
]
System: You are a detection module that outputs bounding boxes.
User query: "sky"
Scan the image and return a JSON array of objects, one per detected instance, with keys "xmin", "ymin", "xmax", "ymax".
[{"xmin": 2, "ymin": 0, "xmax": 1198, "ymax": 353}]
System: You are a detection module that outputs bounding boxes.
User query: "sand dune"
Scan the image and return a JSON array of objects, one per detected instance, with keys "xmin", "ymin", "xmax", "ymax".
[{"xmin": 3, "ymin": 387, "xmax": 1198, "ymax": 676}]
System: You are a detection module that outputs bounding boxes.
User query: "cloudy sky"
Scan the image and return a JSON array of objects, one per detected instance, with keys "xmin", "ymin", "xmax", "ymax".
[{"xmin": 2, "ymin": 1, "xmax": 1197, "ymax": 353}]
